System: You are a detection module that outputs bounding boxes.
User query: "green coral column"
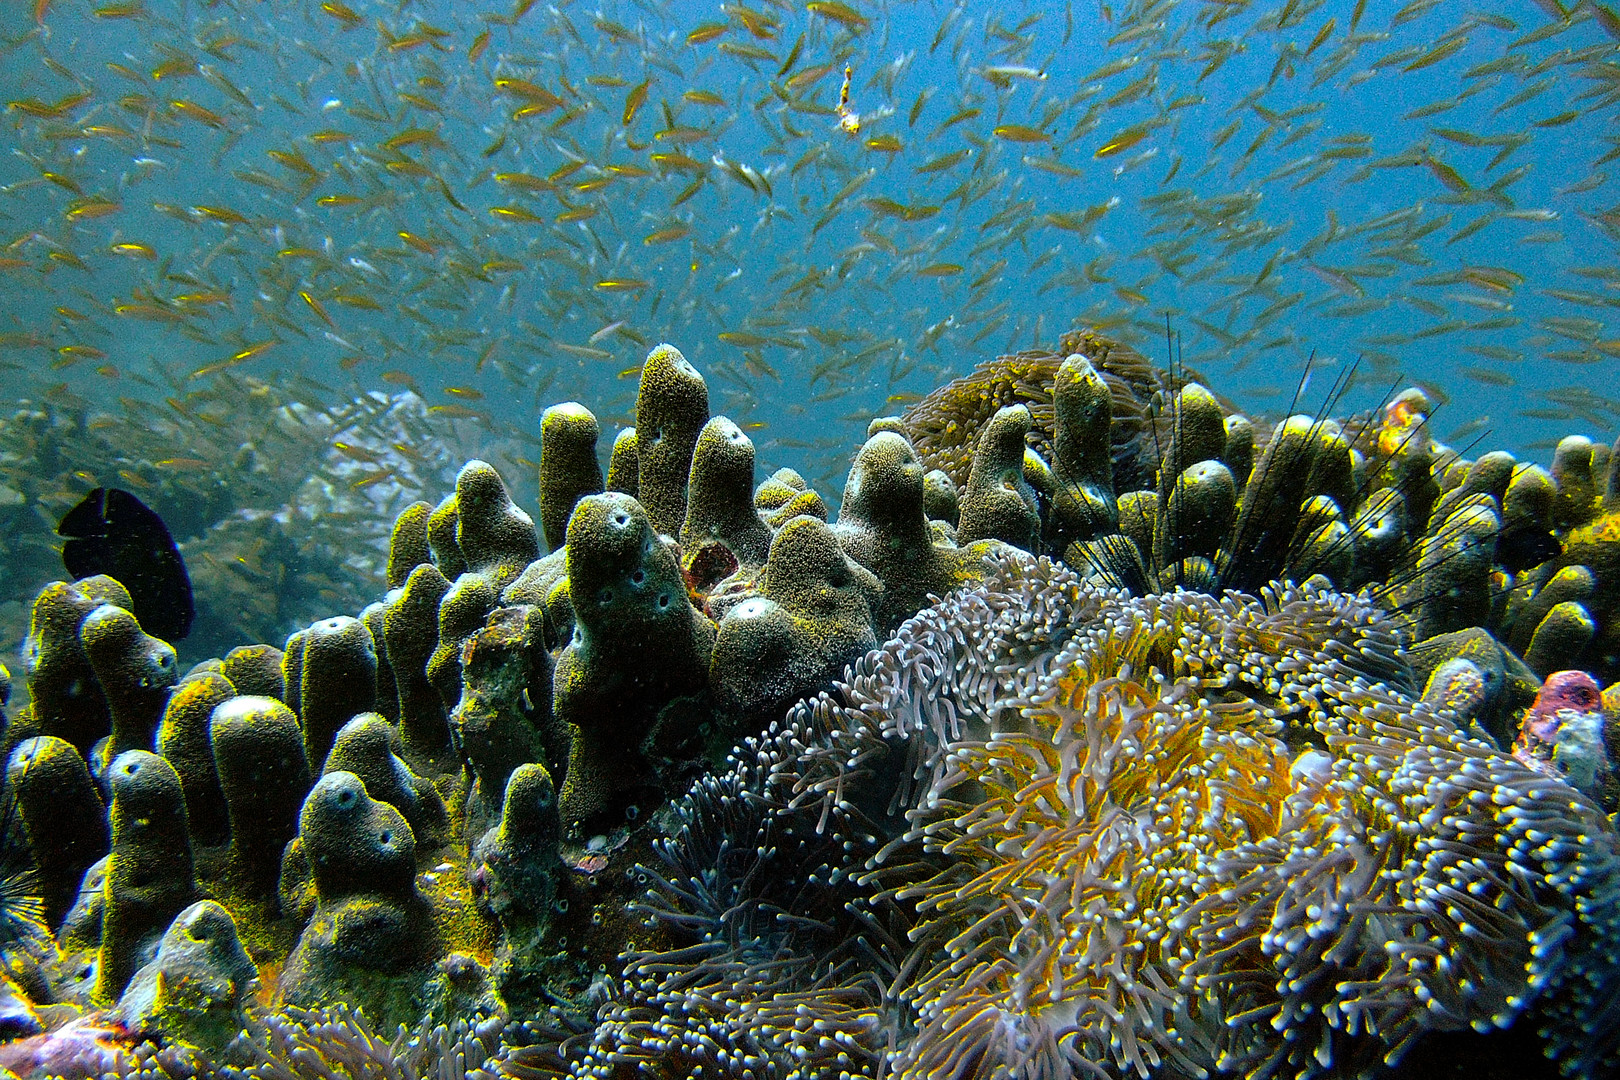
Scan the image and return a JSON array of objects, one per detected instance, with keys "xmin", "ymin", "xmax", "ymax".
[
  {"xmin": 553, "ymin": 492, "xmax": 715, "ymax": 825},
  {"xmin": 95, "ymin": 750, "xmax": 199, "ymax": 1004}
]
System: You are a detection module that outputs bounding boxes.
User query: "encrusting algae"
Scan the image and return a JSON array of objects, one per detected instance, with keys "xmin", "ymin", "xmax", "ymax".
[{"xmin": 3, "ymin": 332, "xmax": 1620, "ymax": 1080}]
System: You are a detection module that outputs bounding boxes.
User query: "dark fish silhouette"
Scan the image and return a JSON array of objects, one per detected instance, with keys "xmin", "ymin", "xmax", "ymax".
[
  {"xmin": 57, "ymin": 488, "xmax": 193, "ymax": 643},
  {"xmin": 1495, "ymin": 524, "xmax": 1561, "ymax": 574}
]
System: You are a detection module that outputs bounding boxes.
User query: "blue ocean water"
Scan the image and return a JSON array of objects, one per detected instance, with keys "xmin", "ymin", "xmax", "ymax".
[{"xmin": 0, "ymin": 0, "xmax": 1614, "ymax": 636}]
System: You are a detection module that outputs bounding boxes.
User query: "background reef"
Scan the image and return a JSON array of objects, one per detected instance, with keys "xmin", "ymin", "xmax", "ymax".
[
  {"xmin": 0, "ymin": 378, "xmax": 528, "ymax": 662},
  {"xmin": 3, "ymin": 333, "xmax": 1620, "ymax": 1079}
]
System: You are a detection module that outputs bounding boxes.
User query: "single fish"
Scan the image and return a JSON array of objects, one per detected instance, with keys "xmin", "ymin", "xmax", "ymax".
[
  {"xmin": 58, "ymin": 487, "xmax": 193, "ymax": 642},
  {"xmin": 644, "ymin": 224, "xmax": 690, "ymax": 244},
  {"xmin": 623, "ymin": 78, "xmax": 650, "ymax": 125},
  {"xmin": 807, "ymin": 2, "xmax": 869, "ymax": 30},
  {"xmin": 992, "ymin": 123, "xmax": 1050, "ymax": 144}
]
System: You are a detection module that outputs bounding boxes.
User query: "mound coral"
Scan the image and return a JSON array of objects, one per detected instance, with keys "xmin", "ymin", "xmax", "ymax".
[
  {"xmin": 97, "ymin": 751, "xmax": 199, "ymax": 1004},
  {"xmin": 900, "ymin": 330, "xmax": 1172, "ymax": 495},
  {"xmin": 1505, "ymin": 505, "xmax": 1620, "ymax": 685}
]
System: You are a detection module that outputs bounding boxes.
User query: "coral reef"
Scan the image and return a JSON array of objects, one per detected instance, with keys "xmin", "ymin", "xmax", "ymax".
[
  {"xmin": 155, "ymin": 672, "xmax": 237, "ymax": 848},
  {"xmin": 217, "ymin": 644, "xmax": 285, "ymax": 701},
  {"xmin": 679, "ymin": 417, "xmax": 774, "ymax": 569},
  {"xmin": 20, "ymin": 575, "xmax": 133, "ymax": 757},
  {"xmin": 424, "ymin": 572, "xmax": 496, "ymax": 707},
  {"xmin": 324, "ymin": 714, "xmax": 449, "ymax": 850},
  {"xmin": 832, "ymin": 429, "xmax": 1002, "ymax": 631},
  {"xmin": 630, "ymin": 344, "xmax": 710, "ymax": 538},
  {"xmin": 956, "ymin": 403, "xmax": 1041, "ymax": 548},
  {"xmin": 284, "ymin": 616, "xmax": 377, "ymax": 771},
  {"xmin": 708, "ymin": 514, "xmax": 880, "ymax": 736},
  {"xmin": 452, "ymin": 605, "xmax": 557, "ymax": 833},
  {"xmin": 383, "ymin": 563, "xmax": 454, "ymax": 757},
  {"xmin": 537, "ymin": 404, "xmax": 605, "ymax": 554},
  {"xmin": 209, "ymin": 696, "xmax": 312, "ymax": 899},
  {"xmin": 452, "ymin": 461, "xmax": 541, "ymax": 587},
  {"xmin": 79, "ymin": 604, "xmax": 178, "ymax": 770},
  {"xmin": 469, "ymin": 762, "xmax": 564, "ymax": 945},
  {"xmin": 4, "ymin": 333, "xmax": 1620, "ymax": 1080}
]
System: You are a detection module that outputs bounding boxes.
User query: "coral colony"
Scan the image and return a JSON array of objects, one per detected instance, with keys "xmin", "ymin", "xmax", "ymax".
[{"xmin": 5, "ymin": 330, "xmax": 1620, "ymax": 1079}]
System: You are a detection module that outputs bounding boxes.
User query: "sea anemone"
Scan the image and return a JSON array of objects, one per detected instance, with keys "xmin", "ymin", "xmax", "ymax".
[
  {"xmin": 0, "ymin": 787, "xmax": 48, "ymax": 951},
  {"xmin": 589, "ymin": 551, "xmax": 1620, "ymax": 1080},
  {"xmin": 563, "ymin": 731, "xmax": 905, "ymax": 1079},
  {"xmin": 99, "ymin": 1002, "xmax": 514, "ymax": 1080}
]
